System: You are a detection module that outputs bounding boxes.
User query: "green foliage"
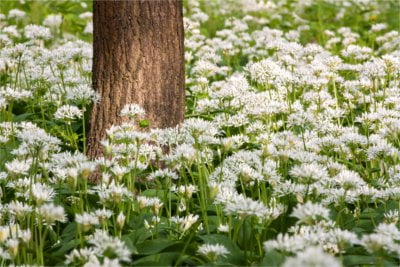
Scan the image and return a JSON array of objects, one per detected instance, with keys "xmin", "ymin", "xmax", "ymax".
[{"xmin": 1, "ymin": 0, "xmax": 400, "ymax": 266}]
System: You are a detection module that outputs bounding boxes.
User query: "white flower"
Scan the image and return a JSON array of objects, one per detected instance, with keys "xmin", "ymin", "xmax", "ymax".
[
  {"xmin": 65, "ymin": 248, "xmax": 96, "ymax": 265},
  {"xmin": 79, "ymin": 12, "xmax": 93, "ymax": 20},
  {"xmin": 31, "ymin": 183, "xmax": 55, "ymax": 205},
  {"xmin": 332, "ymin": 170, "xmax": 366, "ymax": 190},
  {"xmin": 198, "ymin": 243, "xmax": 229, "ymax": 261},
  {"xmin": 171, "ymin": 184, "xmax": 198, "ymax": 198},
  {"xmin": 137, "ymin": 196, "xmax": 163, "ymax": 215},
  {"xmin": 291, "ymin": 202, "xmax": 330, "ymax": 225},
  {"xmin": 19, "ymin": 229, "xmax": 31, "ymax": 244},
  {"xmin": 371, "ymin": 23, "xmax": 387, "ymax": 32},
  {"xmin": 37, "ymin": 203, "xmax": 67, "ymax": 225},
  {"xmin": 224, "ymin": 194, "xmax": 268, "ymax": 219},
  {"xmin": 120, "ymin": 104, "xmax": 145, "ymax": 118},
  {"xmin": 88, "ymin": 230, "xmax": 131, "ymax": 262},
  {"xmin": 43, "ymin": 14, "xmax": 62, "ymax": 28},
  {"xmin": 110, "ymin": 165, "xmax": 130, "ymax": 180},
  {"xmin": 8, "ymin": 9, "xmax": 26, "ymax": 20},
  {"xmin": 76, "ymin": 213, "xmax": 99, "ymax": 231},
  {"xmin": 84, "ymin": 256, "xmax": 121, "ymax": 267},
  {"xmin": 94, "ymin": 208, "xmax": 113, "ymax": 225},
  {"xmin": 54, "ymin": 105, "xmax": 82, "ymax": 121},
  {"xmin": 117, "ymin": 212, "xmax": 125, "ymax": 229},
  {"xmin": 7, "ymin": 200, "xmax": 32, "ymax": 219},
  {"xmin": 289, "ymin": 163, "xmax": 329, "ymax": 184},
  {"xmin": 283, "ymin": 246, "xmax": 340, "ymax": 267},
  {"xmin": 94, "ymin": 181, "xmax": 132, "ymax": 204},
  {"xmin": 67, "ymin": 84, "xmax": 100, "ymax": 105},
  {"xmin": 24, "ymin": 24, "xmax": 51, "ymax": 40},
  {"xmin": 375, "ymin": 223, "xmax": 400, "ymax": 240},
  {"xmin": 84, "ymin": 22, "xmax": 93, "ymax": 34},
  {"xmin": 170, "ymin": 144, "xmax": 197, "ymax": 162},
  {"xmin": 5, "ymin": 159, "xmax": 31, "ymax": 176},
  {"xmin": 218, "ymin": 224, "xmax": 229, "ymax": 232},
  {"xmin": 221, "ymin": 193, "xmax": 286, "ymax": 220},
  {"xmin": 0, "ymin": 226, "xmax": 9, "ymax": 242},
  {"xmin": 384, "ymin": 210, "xmax": 399, "ymax": 224},
  {"xmin": 148, "ymin": 169, "xmax": 179, "ymax": 181},
  {"xmin": 170, "ymin": 214, "xmax": 199, "ymax": 232},
  {"xmin": 6, "ymin": 238, "xmax": 19, "ymax": 257},
  {"xmin": 361, "ymin": 232, "xmax": 394, "ymax": 254}
]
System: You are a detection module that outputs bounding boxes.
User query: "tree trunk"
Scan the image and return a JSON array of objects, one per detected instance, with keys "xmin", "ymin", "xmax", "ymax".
[{"xmin": 87, "ymin": 0, "xmax": 185, "ymax": 160}]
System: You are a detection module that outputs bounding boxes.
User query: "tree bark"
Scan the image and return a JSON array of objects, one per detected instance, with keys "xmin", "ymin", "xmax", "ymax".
[{"xmin": 87, "ymin": 0, "xmax": 185, "ymax": 160}]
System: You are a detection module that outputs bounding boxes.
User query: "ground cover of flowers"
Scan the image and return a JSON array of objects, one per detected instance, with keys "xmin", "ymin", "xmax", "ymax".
[{"xmin": 0, "ymin": 0, "xmax": 400, "ymax": 266}]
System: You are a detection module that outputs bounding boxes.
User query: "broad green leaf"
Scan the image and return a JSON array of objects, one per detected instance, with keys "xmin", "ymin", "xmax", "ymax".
[
  {"xmin": 137, "ymin": 239, "xmax": 182, "ymax": 255},
  {"xmin": 133, "ymin": 252, "xmax": 180, "ymax": 266},
  {"xmin": 260, "ymin": 250, "xmax": 285, "ymax": 267}
]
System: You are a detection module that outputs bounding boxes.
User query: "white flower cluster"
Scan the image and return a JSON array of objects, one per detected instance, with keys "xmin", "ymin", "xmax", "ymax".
[{"xmin": 1, "ymin": 0, "xmax": 400, "ymax": 266}]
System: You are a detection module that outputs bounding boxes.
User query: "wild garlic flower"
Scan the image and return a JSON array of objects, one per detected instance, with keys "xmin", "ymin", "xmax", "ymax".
[
  {"xmin": 217, "ymin": 224, "xmax": 229, "ymax": 233},
  {"xmin": 331, "ymin": 170, "xmax": 366, "ymax": 190},
  {"xmin": 198, "ymin": 243, "xmax": 229, "ymax": 261},
  {"xmin": 16, "ymin": 127, "xmax": 61, "ymax": 155},
  {"xmin": 6, "ymin": 238, "xmax": 19, "ymax": 258},
  {"xmin": 0, "ymin": 87, "xmax": 32, "ymax": 102},
  {"xmin": 137, "ymin": 196, "xmax": 163, "ymax": 215},
  {"xmin": 117, "ymin": 212, "xmax": 125, "ymax": 229},
  {"xmin": 54, "ymin": 105, "xmax": 82, "ymax": 122},
  {"xmin": 170, "ymin": 144, "xmax": 197, "ymax": 162},
  {"xmin": 110, "ymin": 165, "xmax": 130, "ymax": 180},
  {"xmin": 384, "ymin": 210, "xmax": 399, "ymax": 224},
  {"xmin": 291, "ymin": 202, "xmax": 330, "ymax": 225},
  {"xmin": 19, "ymin": 229, "xmax": 32, "ymax": 244},
  {"xmin": 24, "ymin": 24, "xmax": 51, "ymax": 40},
  {"xmin": 282, "ymin": 246, "xmax": 340, "ymax": 267},
  {"xmin": 37, "ymin": 203, "xmax": 67, "ymax": 225},
  {"xmin": 264, "ymin": 224, "xmax": 358, "ymax": 254},
  {"xmin": 224, "ymin": 195, "xmax": 268, "ymax": 219},
  {"xmin": 87, "ymin": 230, "xmax": 131, "ymax": 262},
  {"xmin": 7, "ymin": 200, "xmax": 33, "ymax": 219},
  {"xmin": 171, "ymin": 184, "xmax": 198, "ymax": 198},
  {"xmin": 43, "ymin": 14, "xmax": 62, "ymax": 28},
  {"xmin": 148, "ymin": 169, "xmax": 179, "ymax": 181},
  {"xmin": 361, "ymin": 232, "xmax": 396, "ymax": 254},
  {"xmin": 94, "ymin": 208, "xmax": 113, "ymax": 225},
  {"xmin": 66, "ymin": 84, "xmax": 100, "ymax": 105},
  {"xmin": 84, "ymin": 256, "xmax": 122, "ymax": 267},
  {"xmin": 76, "ymin": 213, "xmax": 99, "ymax": 232},
  {"xmin": 65, "ymin": 248, "xmax": 96, "ymax": 265},
  {"xmin": 8, "ymin": 9, "xmax": 26, "ymax": 20},
  {"xmin": 5, "ymin": 159, "xmax": 31, "ymax": 176},
  {"xmin": 289, "ymin": 163, "xmax": 329, "ymax": 184},
  {"xmin": 170, "ymin": 214, "xmax": 199, "ymax": 233},
  {"xmin": 31, "ymin": 183, "xmax": 55, "ymax": 205},
  {"xmin": 120, "ymin": 103, "xmax": 145, "ymax": 118},
  {"xmin": 94, "ymin": 181, "xmax": 132, "ymax": 204},
  {"xmin": 0, "ymin": 226, "xmax": 10, "ymax": 242}
]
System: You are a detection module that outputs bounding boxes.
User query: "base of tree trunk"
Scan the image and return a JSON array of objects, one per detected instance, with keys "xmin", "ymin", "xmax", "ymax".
[{"xmin": 87, "ymin": 0, "xmax": 185, "ymax": 177}]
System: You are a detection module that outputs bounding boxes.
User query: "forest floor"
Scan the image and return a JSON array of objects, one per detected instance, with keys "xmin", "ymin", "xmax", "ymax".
[{"xmin": 0, "ymin": 0, "xmax": 400, "ymax": 266}]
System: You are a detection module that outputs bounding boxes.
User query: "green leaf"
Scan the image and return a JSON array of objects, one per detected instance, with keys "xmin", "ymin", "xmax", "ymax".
[
  {"xmin": 137, "ymin": 239, "xmax": 181, "ymax": 255},
  {"xmin": 139, "ymin": 119, "xmax": 150, "ymax": 128},
  {"xmin": 260, "ymin": 250, "xmax": 285, "ymax": 267},
  {"xmin": 343, "ymin": 255, "xmax": 376, "ymax": 265},
  {"xmin": 133, "ymin": 252, "xmax": 180, "ymax": 266},
  {"xmin": 121, "ymin": 234, "xmax": 139, "ymax": 255},
  {"xmin": 49, "ymin": 239, "xmax": 77, "ymax": 257},
  {"xmin": 61, "ymin": 222, "xmax": 77, "ymax": 241},
  {"xmin": 199, "ymin": 234, "xmax": 245, "ymax": 265},
  {"xmin": 13, "ymin": 112, "xmax": 33, "ymax": 122}
]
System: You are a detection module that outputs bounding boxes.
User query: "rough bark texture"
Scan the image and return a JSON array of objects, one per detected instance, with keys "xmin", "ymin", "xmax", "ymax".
[{"xmin": 87, "ymin": 0, "xmax": 185, "ymax": 160}]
